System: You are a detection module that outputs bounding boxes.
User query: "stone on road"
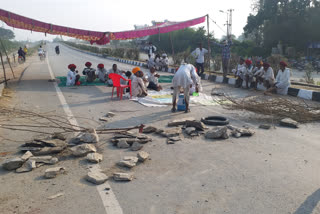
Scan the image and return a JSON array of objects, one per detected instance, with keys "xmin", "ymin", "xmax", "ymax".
[
  {"xmin": 131, "ymin": 142, "xmax": 143, "ymax": 151},
  {"xmin": 280, "ymin": 118, "xmax": 299, "ymax": 128},
  {"xmin": 20, "ymin": 151, "xmax": 33, "ymax": 161},
  {"xmin": 113, "ymin": 173, "xmax": 133, "ymax": 181},
  {"xmin": 16, "ymin": 160, "xmax": 36, "ymax": 173},
  {"xmin": 44, "ymin": 167, "xmax": 66, "ymax": 179},
  {"xmin": 137, "ymin": 151, "xmax": 150, "ymax": 162},
  {"xmin": 71, "ymin": 144, "xmax": 97, "ymax": 157},
  {"xmin": 86, "ymin": 153, "xmax": 103, "ymax": 163},
  {"xmin": 205, "ymin": 127, "xmax": 229, "ymax": 139},
  {"xmin": 86, "ymin": 171, "xmax": 108, "ymax": 185},
  {"xmin": 2, "ymin": 157, "xmax": 24, "ymax": 170}
]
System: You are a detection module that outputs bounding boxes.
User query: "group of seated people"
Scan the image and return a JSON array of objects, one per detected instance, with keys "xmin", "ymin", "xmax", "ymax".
[
  {"xmin": 66, "ymin": 62, "xmax": 164, "ymax": 97},
  {"xmin": 147, "ymin": 53, "xmax": 169, "ymax": 72},
  {"xmin": 232, "ymin": 58, "xmax": 291, "ymax": 95}
]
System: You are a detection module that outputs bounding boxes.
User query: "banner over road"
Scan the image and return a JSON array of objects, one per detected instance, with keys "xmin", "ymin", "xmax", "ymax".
[{"xmin": 0, "ymin": 9, "xmax": 206, "ymax": 45}]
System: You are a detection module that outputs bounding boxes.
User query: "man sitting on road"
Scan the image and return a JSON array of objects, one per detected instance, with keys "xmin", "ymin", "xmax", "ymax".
[
  {"xmin": 107, "ymin": 64, "xmax": 122, "ymax": 85},
  {"xmin": 160, "ymin": 53, "xmax": 169, "ymax": 72},
  {"xmin": 251, "ymin": 60, "xmax": 264, "ymax": 90},
  {"xmin": 261, "ymin": 62, "xmax": 275, "ymax": 90},
  {"xmin": 147, "ymin": 67, "xmax": 162, "ymax": 91},
  {"xmin": 96, "ymin": 63, "xmax": 108, "ymax": 83},
  {"xmin": 243, "ymin": 59, "xmax": 253, "ymax": 89},
  {"xmin": 233, "ymin": 57, "xmax": 246, "ymax": 88},
  {"xmin": 172, "ymin": 62, "xmax": 198, "ymax": 113},
  {"xmin": 264, "ymin": 61, "xmax": 291, "ymax": 95},
  {"xmin": 131, "ymin": 67, "xmax": 148, "ymax": 97},
  {"xmin": 82, "ymin": 62, "xmax": 96, "ymax": 83},
  {"xmin": 67, "ymin": 64, "xmax": 80, "ymax": 86}
]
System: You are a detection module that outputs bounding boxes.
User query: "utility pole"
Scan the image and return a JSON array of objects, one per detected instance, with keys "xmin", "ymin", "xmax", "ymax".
[{"xmin": 227, "ymin": 9, "xmax": 234, "ymax": 38}]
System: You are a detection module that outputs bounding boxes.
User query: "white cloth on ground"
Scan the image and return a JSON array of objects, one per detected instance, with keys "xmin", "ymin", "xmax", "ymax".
[{"xmin": 275, "ymin": 68, "xmax": 291, "ymax": 95}]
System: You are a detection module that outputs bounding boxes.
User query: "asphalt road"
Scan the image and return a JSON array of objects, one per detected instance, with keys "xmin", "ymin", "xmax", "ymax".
[{"xmin": 0, "ymin": 43, "xmax": 320, "ymax": 214}]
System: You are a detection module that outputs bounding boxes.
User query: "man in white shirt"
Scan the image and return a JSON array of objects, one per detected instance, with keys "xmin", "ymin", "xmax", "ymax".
[
  {"xmin": 160, "ymin": 53, "xmax": 169, "ymax": 72},
  {"xmin": 261, "ymin": 62, "xmax": 275, "ymax": 89},
  {"xmin": 172, "ymin": 63, "xmax": 198, "ymax": 113},
  {"xmin": 96, "ymin": 63, "xmax": 108, "ymax": 83},
  {"xmin": 234, "ymin": 58, "xmax": 246, "ymax": 88},
  {"xmin": 66, "ymin": 64, "xmax": 80, "ymax": 86},
  {"xmin": 252, "ymin": 60, "xmax": 264, "ymax": 89},
  {"xmin": 264, "ymin": 61, "xmax": 291, "ymax": 95},
  {"xmin": 191, "ymin": 43, "xmax": 208, "ymax": 76},
  {"xmin": 107, "ymin": 64, "xmax": 122, "ymax": 85},
  {"xmin": 131, "ymin": 67, "xmax": 148, "ymax": 97}
]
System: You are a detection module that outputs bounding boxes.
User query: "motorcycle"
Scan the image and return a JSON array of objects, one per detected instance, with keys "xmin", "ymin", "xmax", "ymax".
[
  {"xmin": 39, "ymin": 51, "xmax": 46, "ymax": 61},
  {"xmin": 18, "ymin": 56, "xmax": 25, "ymax": 64},
  {"xmin": 55, "ymin": 49, "xmax": 60, "ymax": 55}
]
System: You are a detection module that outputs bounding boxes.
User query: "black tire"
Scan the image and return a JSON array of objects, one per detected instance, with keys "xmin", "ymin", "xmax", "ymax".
[{"xmin": 201, "ymin": 116, "xmax": 229, "ymax": 126}]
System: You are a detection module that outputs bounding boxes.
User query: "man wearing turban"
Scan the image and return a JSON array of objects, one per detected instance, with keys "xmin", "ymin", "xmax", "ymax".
[
  {"xmin": 66, "ymin": 64, "xmax": 80, "ymax": 86},
  {"xmin": 131, "ymin": 67, "xmax": 148, "ymax": 97},
  {"xmin": 82, "ymin": 62, "xmax": 96, "ymax": 83},
  {"xmin": 265, "ymin": 61, "xmax": 291, "ymax": 95}
]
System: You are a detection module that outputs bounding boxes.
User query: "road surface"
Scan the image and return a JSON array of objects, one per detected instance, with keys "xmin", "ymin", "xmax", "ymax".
[{"xmin": 0, "ymin": 43, "xmax": 320, "ymax": 214}]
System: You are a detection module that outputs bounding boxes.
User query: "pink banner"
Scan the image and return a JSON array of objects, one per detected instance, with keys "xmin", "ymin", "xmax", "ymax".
[{"xmin": 0, "ymin": 9, "xmax": 206, "ymax": 45}]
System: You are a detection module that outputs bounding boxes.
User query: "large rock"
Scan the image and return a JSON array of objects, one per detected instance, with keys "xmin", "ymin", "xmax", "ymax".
[
  {"xmin": 168, "ymin": 117, "xmax": 195, "ymax": 127},
  {"xmin": 35, "ymin": 139, "xmax": 67, "ymax": 148},
  {"xmin": 118, "ymin": 156, "xmax": 138, "ymax": 168},
  {"xmin": 20, "ymin": 147, "xmax": 42, "ymax": 152},
  {"xmin": 167, "ymin": 136, "xmax": 181, "ymax": 144},
  {"xmin": 71, "ymin": 144, "xmax": 97, "ymax": 157},
  {"xmin": 259, "ymin": 124, "xmax": 271, "ymax": 130},
  {"xmin": 117, "ymin": 139, "xmax": 130, "ymax": 148},
  {"xmin": 205, "ymin": 127, "xmax": 229, "ymax": 139},
  {"xmin": 227, "ymin": 125, "xmax": 255, "ymax": 137},
  {"xmin": 185, "ymin": 121, "xmax": 207, "ymax": 131},
  {"xmin": 32, "ymin": 147, "xmax": 65, "ymax": 156},
  {"xmin": 86, "ymin": 171, "xmax": 108, "ymax": 185},
  {"xmin": 29, "ymin": 156, "xmax": 59, "ymax": 165},
  {"xmin": 44, "ymin": 167, "xmax": 66, "ymax": 179},
  {"xmin": 185, "ymin": 127, "xmax": 197, "ymax": 136},
  {"xmin": 16, "ymin": 160, "xmax": 36, "ymax": 173},
  {"xmin": 280, "ymin": 118, "xmax": 299, "ymax": 128},
  {"xmin": 51, "ymin": 132, "xmax": 66, "ymax": 141},
  {"xmin": 86, "ymin": 153, "xmax": 103, "ymax": 163},
  {"xmin": 131, "ymin": 142, "xmax": 143, "ymax": 151},
  {"xmin": 21, "ymin": 151, "xmax": 33, "ymax": 161},
  {"xmin": 106, "ymin": 112, "xmax": 116, "ymax": 118},
  {"xmin": 142, "ymin": 126, "xmax": 157, "ymax": 134},
  {"xmin": 69, "ymin": 130, "xmax": 99, "ymax": 145},
  {"xmin": 113, "ymin": 173, "xmax": 133, "ymax": 181},
  {"xmin": 137, "ymin": 151, "xmax": 149, "ymax": 162},
  {"xmin": 161, "ymin": 128, "xmax": 182, "ymax": 138},
  {"xmin": 2, "ymin": 157, "xmax": 24, "ymax": 170}
]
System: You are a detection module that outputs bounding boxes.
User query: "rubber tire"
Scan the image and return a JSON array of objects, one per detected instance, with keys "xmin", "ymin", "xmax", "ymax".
[{"xmin": 201, "ymin": 116, "xmax": 229, "ymax": 126}]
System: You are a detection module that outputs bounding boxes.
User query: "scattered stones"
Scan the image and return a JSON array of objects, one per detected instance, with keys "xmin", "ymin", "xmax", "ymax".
[
  {"xmin": 86, "ymin": 171, "xmax": 108, "ymax": 185},
  {"xmin": 69, "ymin": 129, "xmax": 99, "ymax": 145},
  {"xmin": 99, "ymin": 117, "xmax": 109, "ymax": 122},
  {"xmin": 168, "ymin": 117, "xmax": 196, "ymax": 127},
  {"xmin": 37, "ymin": 139, "xmax": 67, "ymax": 148},
  {"xmin": 155, "ymin": 129, "xmax": 164, "ymax": 134},
  {"xmin": 2, "ymin": 157, "xmax": 24, "ymax": 170},
  {"xmin": 113, "ymin": 173, "xmax": 133, "ymax": 181},
  {"xmin": 29, "ymin": 156, "xmax": 59, "ymax": 165},
  {"xmin": 106, "ymin": 112, "xmax": 116, "ymax": 118},
  {"xmin": 142, "ymin": 126, "xmax": 157, "ymax": 134},
  {"xmin": 117, "ymin": 139, "xmax": 130, "ymax": 149},
  {"xmin": 131, "ymin": 142, "xmax": 143, "ymax": 151},
  {"xmin": 86, "ymin": 153, "xmax": 103, "ymax": 163},
  {"xmin": 137, "ymin": 151, "xmax": 150, "ymax": 162},
  {"xmin": 161, "ymin": 127, "xmax": 182, "ymax": 138},
  {"xmin": 47, "ymin": 192, "xmax": 64, "ymax": 200},
  {"xmin": 280, "ymin": 118, "xmax": 299, "ymax": 128},
  {"xmin": 71, "ymin": 144, "xmax": 97, "ymax": 157},
  {"xmin": 259, "ymin": 124, "xmax": 271, "ymax": 130},
  {"xmin": 44, "ymin": 167, "xmax": 66, "ymax": 179},
  {"xmin": 51, "ymin": 132, "xmax": 66, "ymax": 141},
  {"xmin": 16, "ymin": 160, "xmax": 36, "ymax": 173},
  {"xmin": 20, "ymin": 151, "xmax": 33, "ymax": 161},
  {"xmin": 20, "ymin": 147, "xmax": 42, "ymax": 152},
  {"xmin": 205, "ymin": 127, "xmax": 229, "ymax": 139}
]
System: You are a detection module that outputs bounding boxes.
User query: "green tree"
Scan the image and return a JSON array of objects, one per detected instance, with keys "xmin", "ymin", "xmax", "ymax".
[{"xmin": 0, "ymin": 27, "xmax": 15, "ymax": 40}]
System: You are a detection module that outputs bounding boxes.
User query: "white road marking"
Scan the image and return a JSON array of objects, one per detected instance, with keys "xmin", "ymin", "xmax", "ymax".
[{"xmin": 46, "ymin": 55, "xmax": 123, "ymax": 214}]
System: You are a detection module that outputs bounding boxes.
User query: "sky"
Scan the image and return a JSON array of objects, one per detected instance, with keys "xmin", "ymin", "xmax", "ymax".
[{"xmin": 0, "ymin": 0, "xmax": 253, "ymax": 42}]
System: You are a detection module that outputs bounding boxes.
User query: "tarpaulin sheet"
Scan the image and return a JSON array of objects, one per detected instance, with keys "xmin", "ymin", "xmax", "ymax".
[{"xmin": 0, "ymin": 9, "xmax": 206, "ymax": 45}]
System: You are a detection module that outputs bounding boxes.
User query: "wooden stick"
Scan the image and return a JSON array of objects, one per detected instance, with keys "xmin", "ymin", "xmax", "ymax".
[
  {"xmin": 0, "ymin": 38, "xmax": 15, "ymax": 78},
  {"xmin": 0, "ymin": 51, "xmax": 7, "ymax": 86}
]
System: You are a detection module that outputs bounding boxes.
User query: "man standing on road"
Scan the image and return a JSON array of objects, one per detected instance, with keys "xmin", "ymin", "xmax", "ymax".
[
  {"xmin": 191, "ymin": 43, "xmax": 208, "ymax": 76},
  {"xmin": 146, "ymin": 42, "xmax": 157, "ymax": 59},
  {"xmin": 213, "ymin": 37, "xmax": 232, "ymax": 77},
  {"xmin": 172, "ymin": 63, "xmax": 198, "ymax": 113}
]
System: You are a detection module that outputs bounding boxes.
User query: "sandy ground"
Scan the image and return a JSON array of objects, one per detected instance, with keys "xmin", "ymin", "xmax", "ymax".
[{"xmin": 0, "ymin": 43, "xmax": 320, "ymax": 214}]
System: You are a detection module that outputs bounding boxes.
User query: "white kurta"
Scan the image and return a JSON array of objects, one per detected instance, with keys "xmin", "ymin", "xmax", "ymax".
[
  {"xmin": 66, "ymin": 70, "xmax": 76, "ymax": 86},
  {"xmin": 96, "ymin": 68, "xmax": 107, "ymax": 82},
  {"xmin": 262, "ymin": 67, "xmax": 275, "ymax": 82},
  {"xmin": 147, "ymin": 72, "xmax": 159, "ymax": 85},
  {"xmin": 131, "ymin": 76, "xmax": 147, "ymax": 97},
  {"xmin": 172, "ymin": 63, "xmax": 197, "ymax": 89},
  {"xmin": 190, "ymin": 69, "xmax": 202, "ymax": 94},
  {"xmin": 191, "ymin": 48, "xmax": 208, "ymax": 63},
  {"xmin": 275, "ymin": 68, "xmax": 291, "ymax": 95}
]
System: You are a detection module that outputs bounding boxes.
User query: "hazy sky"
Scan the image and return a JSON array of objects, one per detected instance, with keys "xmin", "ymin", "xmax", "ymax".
[{"xmin": 1, "ymin": 0, "xmax": 252, "ymax": 42}]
